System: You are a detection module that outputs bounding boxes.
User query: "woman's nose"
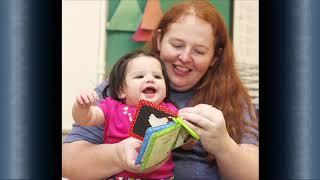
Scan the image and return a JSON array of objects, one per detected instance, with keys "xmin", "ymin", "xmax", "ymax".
[{"xmin": 178, "ymin": 49, "xmax": 192, "ymax": 63}]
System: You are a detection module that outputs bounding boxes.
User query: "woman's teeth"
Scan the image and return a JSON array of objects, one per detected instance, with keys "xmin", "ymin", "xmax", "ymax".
[{"xmin": 174, "ymin": 65, "xmax": 190, "ymax": 72}]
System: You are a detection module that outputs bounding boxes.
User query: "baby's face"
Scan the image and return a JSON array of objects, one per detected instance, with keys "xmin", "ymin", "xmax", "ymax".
[{"xmin": 119, "ymin": 56, "xmax": 166, "ymax": 106}]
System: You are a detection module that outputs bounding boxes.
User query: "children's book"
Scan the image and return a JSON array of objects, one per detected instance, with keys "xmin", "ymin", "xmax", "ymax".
[{"xmin": 128, "ymin": 100, "xmax": 200, "ymax": 170}]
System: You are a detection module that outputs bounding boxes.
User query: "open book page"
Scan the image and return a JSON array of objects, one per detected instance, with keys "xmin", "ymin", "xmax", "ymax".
[{"xmin": 172, "ymin": 128, "xmax": 190, "ymax": 149}]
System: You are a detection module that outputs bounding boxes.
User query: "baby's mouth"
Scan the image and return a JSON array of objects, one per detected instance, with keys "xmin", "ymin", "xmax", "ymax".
[{"xmin": 143, "ymin": 86, "xmax": 157, "ymax": 94}]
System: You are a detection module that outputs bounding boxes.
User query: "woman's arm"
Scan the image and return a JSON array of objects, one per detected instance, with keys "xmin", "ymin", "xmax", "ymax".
[
  {"xmin": 179, "ymin": 104, "xmax": 259, "ymax": 180},
  {"xmin": 62, "ymin": 141, "xmax": 122, "ymax": 180},
  {"xmin": 62, "ymin": 137, "xmax": 142, "ymax": 180},
  {"xmin": 215, "ymin": 141, "xmax": 258, "ymax": 180}
]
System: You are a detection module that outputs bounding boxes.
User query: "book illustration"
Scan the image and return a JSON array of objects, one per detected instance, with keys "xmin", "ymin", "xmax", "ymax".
[
  {"xmin": 129, "ymin": 100, "xmax": 177, "ymax": 141},
  {"xmin": 129, "ymin": 100, "xmax": 200, "ymax": 170},
  {"xmin": 148, "ymin": 114, "xmax": 169, "ymax": 127},
  {"xmin": 172, "ymin": 127, "xmax": 191, "ymax": 149}
]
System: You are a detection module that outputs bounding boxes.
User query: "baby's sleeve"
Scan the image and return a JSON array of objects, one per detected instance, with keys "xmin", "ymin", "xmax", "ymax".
[
  {"xmin": 165, "ymin": 102, "xmax": 179, "ymax": 114},
  {"xmin": 98, "ymin": 97, "xmax": 113, "ymax": 130}
]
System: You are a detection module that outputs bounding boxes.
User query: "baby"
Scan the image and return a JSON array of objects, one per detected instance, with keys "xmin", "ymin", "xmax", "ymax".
[{"xmin": 72, "ymin": 51, "xmax": 177, "ymax": 179}]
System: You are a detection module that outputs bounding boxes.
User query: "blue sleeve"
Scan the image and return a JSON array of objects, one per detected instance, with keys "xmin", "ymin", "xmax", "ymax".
[
  {"xmin": 63, "ymin": 80, "xmax": 108, "ymax": 144},
  {"xmin": 63, "ymin": 124, "xmax": 104, "ymax": 144},
  {"xmin": 240, "ymin": 105, "xmax": 259, "ymax": 145},
  {"xmin": 95, "ymin": 80, "xmax": 109, "ymax": 101},
  {"xmin": 241, "ymin": 129, "xmax": 259, "ymax": 145}
]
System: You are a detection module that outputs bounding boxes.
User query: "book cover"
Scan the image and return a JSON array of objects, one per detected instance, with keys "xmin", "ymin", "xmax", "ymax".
[
  {"xmin": 140, "ymin": 123, "xmax": 182, "ymax": 170},
  {"xmin": 129, "ymin": 100, "xmax": 177, "ymax": 141},
  {"xmin": 135, "ymin": 122, "xmax": 175, "ymax": 165}
]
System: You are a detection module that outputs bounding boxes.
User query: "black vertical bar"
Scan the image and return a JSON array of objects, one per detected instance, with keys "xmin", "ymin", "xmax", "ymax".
[
  {"xmin": 0, "ymin": 0, "xmax": 61, "ymax": 179},
  {"xmin": 285, "ymin": 0, "xmax": 320, "ymax": 178},
  {"xmin": 0, "ymin": 1, "xmax": 12, "ymax": 178},
  {"xmin": 260, "ymin": 1, "xmax": 288, "ymax": 178},
  {"xmin": 260, "ymin": 0, "xmax": 320, "ymax": 179}
]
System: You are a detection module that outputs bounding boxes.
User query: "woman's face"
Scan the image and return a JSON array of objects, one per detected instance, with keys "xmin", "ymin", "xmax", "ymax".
[{"xmin": 157, "ymin": 14, "xmax": 215, "ymax": 91}]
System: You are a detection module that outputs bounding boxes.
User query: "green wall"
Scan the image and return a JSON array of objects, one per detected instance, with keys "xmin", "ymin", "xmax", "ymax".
[{"xmin": 106, "ymin": 0, "xmax": 232, "ymax": 74}]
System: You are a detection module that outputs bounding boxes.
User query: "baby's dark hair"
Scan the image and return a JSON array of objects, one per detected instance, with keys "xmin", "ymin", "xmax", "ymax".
[{"xmin": 102, "ymin": 50, "xmax": 170, "ymax": 102}]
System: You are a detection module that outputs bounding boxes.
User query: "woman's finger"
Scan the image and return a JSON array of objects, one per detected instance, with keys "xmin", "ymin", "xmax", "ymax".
[
  {"xmin": 127, "ymin": 158, "xmax": 140, "ymax": 172},
  {"xmin": 178, "ymin": 106, "xmax": 195, "ymax": 113},
  {"xmin": 179, "ymin": 112, "xmax": 212, "ymax": 131},
  {"xmin": 181, "ymin": 119, "xmax": 203, "ymax": 137},
  {"xmin": 126, "ymin": 138, "xmax": 142, "ymax": 172},
  {"xmin": 180, "ymin": 105, "xmax": 224, "ymax": 124},
  {"xmin": 179, "ymin": 104, "xmax": 212, "ymax": 112},
  {"xmin": 179, "ymin": 105, "xmax": 212, "ymax": 120}
]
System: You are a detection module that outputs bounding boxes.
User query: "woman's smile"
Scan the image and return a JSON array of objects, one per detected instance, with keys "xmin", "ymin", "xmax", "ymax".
[{"xmin": 172, "ymin": 64, "xmax": 192, "ymax": 74}]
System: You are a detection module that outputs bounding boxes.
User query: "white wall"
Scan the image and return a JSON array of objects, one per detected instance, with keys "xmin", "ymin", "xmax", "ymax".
[
  {"xmin": 62, "ymin": 0, "xmax": 107, "ymax": 130},
  {"xmin": 233, "ymin": 0, "xmax": 259, "ymax": 65},
  {"xmin": 233, "ymin": 0, "xmax": 259, "ymax": 105}
]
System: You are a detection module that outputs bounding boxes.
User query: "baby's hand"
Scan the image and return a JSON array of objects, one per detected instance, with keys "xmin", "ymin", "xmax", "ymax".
[{"xmin": 75, "ymin": 91, "xmax": 99, "ymax": 109}]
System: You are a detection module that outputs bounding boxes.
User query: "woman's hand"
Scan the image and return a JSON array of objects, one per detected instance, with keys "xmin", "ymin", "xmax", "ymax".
[
  {"xmin": 178, "ymin": 104, "xmax": 230, "ymax": 155},
  {"xmin": 115, "ymin": 137, "xmax": 142, "ymax": 173},
  {"xmin": 115, "ymin": 137, "xmax": 169, "ymax": 174}
]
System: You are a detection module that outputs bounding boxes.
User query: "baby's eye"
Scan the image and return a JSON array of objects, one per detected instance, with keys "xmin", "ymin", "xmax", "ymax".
[
  {"xmin": 134, "ymin": 75, "xmax": 144, "ymax": 79},
  {"xmin": 154, "ymin": 75, "xmax": 163, "ymax": 79}
]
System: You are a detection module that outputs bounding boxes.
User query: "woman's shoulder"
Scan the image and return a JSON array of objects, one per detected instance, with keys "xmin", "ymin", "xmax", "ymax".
[
  {"xmin": 95, "ymin": 80, "xmax": 109, "ymax": 91},
  {"xmin": 95, "ymin": 80, "xmax": 109, "ymax": 100}
]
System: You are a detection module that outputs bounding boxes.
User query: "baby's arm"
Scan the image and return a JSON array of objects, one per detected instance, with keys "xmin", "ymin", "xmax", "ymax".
[{"xmin": 72, "ymin": 90, "xmax": 104, "ymax": 126}]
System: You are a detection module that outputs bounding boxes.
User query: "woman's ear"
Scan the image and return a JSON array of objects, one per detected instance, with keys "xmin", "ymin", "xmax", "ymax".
[{"xmin": 156, "ymin": 29, "xmax": 162, "ymax": 52}]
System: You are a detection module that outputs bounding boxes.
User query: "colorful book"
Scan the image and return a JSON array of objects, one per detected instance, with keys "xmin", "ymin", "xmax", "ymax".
[{"xmin": 128, "ymin": 100, "xmax": 199, "ymax": 170}]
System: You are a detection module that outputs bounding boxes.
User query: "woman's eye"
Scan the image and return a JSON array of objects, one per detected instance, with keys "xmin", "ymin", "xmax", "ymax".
[
  {"xmin": 194, "ymin": 49, "xmax": 205, "ymax": 55},
  {"xmin": 172, "ymin": 43, "xmax": 183, "ymax": 48}
]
